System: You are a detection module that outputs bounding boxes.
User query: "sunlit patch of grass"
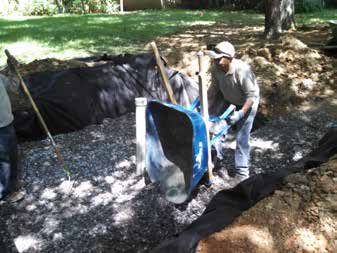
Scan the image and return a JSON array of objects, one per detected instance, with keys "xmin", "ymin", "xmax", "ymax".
[
  {"xmin": 0, "ymin": 10, "xmax": 260, "ymax": 67},
  {"xmin": 1, "ymin": 40, "xmax": 92, "ymax": 66},
  {"xmin": 1, "ymin": 8, "xmax": 336, "ymax": 68}
]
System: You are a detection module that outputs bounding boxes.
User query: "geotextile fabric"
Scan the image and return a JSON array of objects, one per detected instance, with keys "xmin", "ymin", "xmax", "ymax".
[
  {"xmin": 13, "ymin": 53, "xmax": 198, "ymax": 141},
  {"xmin": 292, "ymin": 127, "xmax": 337, "ymax": 170}
]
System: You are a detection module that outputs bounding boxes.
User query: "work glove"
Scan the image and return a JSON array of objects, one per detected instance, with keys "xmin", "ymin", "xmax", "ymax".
[{"xmin": 228, "ymin": 110, "xmax": 245, "ymax": 125}]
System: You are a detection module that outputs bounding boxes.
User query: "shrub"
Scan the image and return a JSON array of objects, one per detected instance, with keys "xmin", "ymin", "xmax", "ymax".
[
  {"xmin": 66, "ymin": 0, "xmax": 120, "ymax": 14},
  {"xmin": 295, "ymin": 0, "xmax": 325, "ymax": 13},
  {"xmin": 26, "ymin": 0, "xmax": 58, "ymax": 16},
  {"xmin": 0, "ymin": 0, "xmax": 57, "ymax": 16},
  {"xmin": 0, "ymin": 0, "xmax": 120, "ymax": 16}
]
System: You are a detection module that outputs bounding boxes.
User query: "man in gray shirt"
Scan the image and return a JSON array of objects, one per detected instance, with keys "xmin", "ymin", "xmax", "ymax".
[
  {"xmin": 207, "ymin": 41, "xmax": 260, "ymax": 182},
  {"xmin": 0, "ymin": 74, "xmax": 17, "ymax": 199}
]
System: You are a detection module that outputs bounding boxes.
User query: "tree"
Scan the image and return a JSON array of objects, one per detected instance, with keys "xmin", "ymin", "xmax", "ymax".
[
  {"xmin": 264, "ymin": 0, "xmax": 295, "ymax": 39},
  {"xmin": 54, "ymin": 0, "xmax": 73, "ymax": 13}
]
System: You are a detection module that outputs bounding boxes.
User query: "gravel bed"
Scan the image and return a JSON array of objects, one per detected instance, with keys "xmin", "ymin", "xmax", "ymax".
[{"xmin": 0, "ymin": 107, "xmax": 334, "ymax": 253}]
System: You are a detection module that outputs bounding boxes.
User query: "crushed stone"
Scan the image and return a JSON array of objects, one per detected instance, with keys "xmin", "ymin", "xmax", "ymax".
[{"xmin": 0, "ymin": 107, "xmax": 335, "ymax": 252}]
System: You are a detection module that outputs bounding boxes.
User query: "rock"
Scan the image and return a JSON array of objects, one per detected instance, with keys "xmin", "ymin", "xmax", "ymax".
[
  {"xmin": 283, "ymin": 193, "xmax": 302, "ymax": 210},
  {"xmin": 325, "ymin": 194, "xmax": 337, "ymax": 212},
  {"xmin": 319, "ymin": 175, "xmax": 335, "ymax": 193},
  {"xmin": 253, "ymin": 56, "xmax": 271, "ymax": 68},
  {"xmin": 301, "ymin": 78, "xmax": 315, "ymax": 91},
  {"xmin": 279, "ymin": 50, "xmax": 296, "ymax": 63},
  {"xmin": 285, "ymin": 173, "xmax": 309, "ymax": 185},
  {"xmin": 257, "ymin": 48, "xmax": 273, "ymax": 62},
  {"xmin": 282, "ymin": 35, "xmax": 308, "ymax": 51},
  {"xmin": 240, "ymin": 54, "xmax": 253, "ymax": 65}
]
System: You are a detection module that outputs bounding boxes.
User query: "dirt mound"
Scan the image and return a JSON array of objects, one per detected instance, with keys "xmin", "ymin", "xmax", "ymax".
[
  {"xmin": 198, "ymin": 156, "xmax": 337, "ymax": 253},
  {"xmin": 0, "ymin": 58, "xmax": 87, "ymax": 77},
  {"xmin": 156, "ymin": 22, "xmax": 337, "ymax": 118},
  {"xmin": 0, "ymin": 58, "xmax": 88, "ymax": 111},
  {"xmin": 239, "ymin": 35, "xmax": 337, "ymax": 117}
]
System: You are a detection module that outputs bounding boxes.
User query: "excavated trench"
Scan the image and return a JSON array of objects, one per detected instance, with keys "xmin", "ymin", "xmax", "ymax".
[{"xmin": 0, "ymin": 30, "xmax": 336, "ymax": 252}]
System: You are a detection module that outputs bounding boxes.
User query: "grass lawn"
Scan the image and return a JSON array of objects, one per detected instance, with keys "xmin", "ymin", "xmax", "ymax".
[
  {"xmin": 0, "ymin": 8, "xmax": 336, "ymax": 68},
  {"xmin": 0, "ymin": 10, "xmax": 262, "ymax": 67}
]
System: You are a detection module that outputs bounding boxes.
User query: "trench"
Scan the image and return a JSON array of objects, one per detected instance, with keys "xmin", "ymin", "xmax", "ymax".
[{"xmin": 1, "ymin": 51, "xmax": 336, "ymax": 253}]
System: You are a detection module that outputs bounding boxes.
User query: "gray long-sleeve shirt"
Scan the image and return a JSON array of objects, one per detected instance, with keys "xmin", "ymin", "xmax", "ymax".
[
  {"xmin": 0, "ymin": 74, "xmax": 14, "ymax": 128},
  {"xmin": 208, "ymin": 58, "xmax": 259, "ymax": 107}
]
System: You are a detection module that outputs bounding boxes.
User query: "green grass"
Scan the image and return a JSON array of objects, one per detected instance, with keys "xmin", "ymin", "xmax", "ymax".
[
  {"xmin": 0, "ymin": 8, "xmax": 336, "ymax": 68},
  {"xmin": 0, "ymin": 10, "xmax": 262, "ymax": 67},
  {"xmin": 296, "ymin": 8, "xmax": 337, "ymax": 24}
]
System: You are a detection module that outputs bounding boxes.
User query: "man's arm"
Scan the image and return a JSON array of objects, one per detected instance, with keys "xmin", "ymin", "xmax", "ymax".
[
  {"xmin": 240, "ymin": 67, "xmax": 259, "ymax": 113},
  {"xmin": 240, "ymin": 98, "xmax": 254, "ymax": 114}
]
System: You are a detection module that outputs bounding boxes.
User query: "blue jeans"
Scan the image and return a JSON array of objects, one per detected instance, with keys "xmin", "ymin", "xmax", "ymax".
[
  {"xmin": 213, "ymin": 99, "xmax": 259, "ymax": 177},
  {"xmin": 0, "ymin": 123, "xmax": 18, "ymax": 199}
]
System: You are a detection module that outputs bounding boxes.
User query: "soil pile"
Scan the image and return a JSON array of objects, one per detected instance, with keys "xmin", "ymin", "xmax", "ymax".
[
  {"xmin": 157, "ymin": 22, "xmax": 337, "ymax": 118},
  {"xmin": 198, "ymin": 156, "xmax": 337, "ymax": 253},
  {"xmin": 238, "ymin": 35, "xmax": 337, "ymax": 117}
]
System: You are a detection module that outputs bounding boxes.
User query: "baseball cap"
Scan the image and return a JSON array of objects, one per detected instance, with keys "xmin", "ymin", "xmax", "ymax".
[{"xmin": 207, "ymin": 41, "xmax": 235, "ymax": 59}]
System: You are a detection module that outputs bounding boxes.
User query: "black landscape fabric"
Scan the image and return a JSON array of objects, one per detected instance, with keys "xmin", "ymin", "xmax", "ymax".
[
  {"xmin": 13, "ymin": 53, "xmax": 198, "ymax": 141},
  {"xmin": 292, "ymin": 127, "xmax": 337, "ymax": 170},
  {"xmin": 152, "ymin": 127, "xmax": 337, "ymax": 253}
]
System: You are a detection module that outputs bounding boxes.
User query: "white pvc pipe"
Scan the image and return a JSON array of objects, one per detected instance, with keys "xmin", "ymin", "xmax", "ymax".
[{"xmin": 135, "ymin": 97, "xmax": 147, "ymax": 175}]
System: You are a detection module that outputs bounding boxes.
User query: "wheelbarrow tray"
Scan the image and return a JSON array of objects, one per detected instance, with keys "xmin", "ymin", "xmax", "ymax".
[{"xmin": 146, "ymin": 100, "xmax": 208, "ymax": 204}]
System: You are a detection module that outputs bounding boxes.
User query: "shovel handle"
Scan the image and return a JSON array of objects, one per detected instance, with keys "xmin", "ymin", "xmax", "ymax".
[
  {"xmin": 5, "ymin": 50, "xmax": 67, "ymax": 171},
  {"xmin": 197, "ymin": 51, "xmax": 213, "ymax": 181}
]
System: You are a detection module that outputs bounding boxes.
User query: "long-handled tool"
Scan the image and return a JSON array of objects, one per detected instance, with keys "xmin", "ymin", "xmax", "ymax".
[
  {"xmin": 197, "ymin": 51, "xmax": 213, "ymax": 184},
  {"xmin": 150, "ymin": 41, "xmax": 178, "ymax": 104},
  {"xmin": 5, "ymin": 49, "xmax": 71, "ymax": 178}
]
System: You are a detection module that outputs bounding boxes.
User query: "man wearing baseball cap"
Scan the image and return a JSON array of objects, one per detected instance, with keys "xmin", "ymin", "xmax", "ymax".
[{"xmin": 207, "ymin": 41, "xmax": 260, "ymax": 183}]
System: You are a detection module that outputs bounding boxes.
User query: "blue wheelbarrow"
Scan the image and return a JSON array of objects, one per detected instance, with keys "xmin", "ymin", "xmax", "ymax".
[{"xmin": 145, "ymin": 99, "xmax": 235, "ymax": 204}]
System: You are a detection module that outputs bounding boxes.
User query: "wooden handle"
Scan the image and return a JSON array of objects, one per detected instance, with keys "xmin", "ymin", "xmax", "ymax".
[
  {"xmin": 150, "ymin": 42, "xmax": 177, "ymax": 104},
  {"xmin": 197, "ymin": 51, "xmax": 213, "ymax": 181},
  {"xmin": 5, "ymin": 50, "xmax": 66, "ymax": 169}
]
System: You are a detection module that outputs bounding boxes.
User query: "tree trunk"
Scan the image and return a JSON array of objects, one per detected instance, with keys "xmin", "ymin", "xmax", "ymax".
[
  {"xmin": 54, "ymin": 0, "xmax": 64, "ymax": 13},
  {"xmin": 80, "ymin": 0, "xmax": 86, "ymax": 13},
  {"xmin": 264, "ymin": 0, "xmax": 295, "ymax": 39}
]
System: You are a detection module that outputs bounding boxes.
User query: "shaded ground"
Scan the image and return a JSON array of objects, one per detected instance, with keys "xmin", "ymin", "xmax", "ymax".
[{"xmin": 0, "ymin": 21, "xmax": 336, "ymax": 253}]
